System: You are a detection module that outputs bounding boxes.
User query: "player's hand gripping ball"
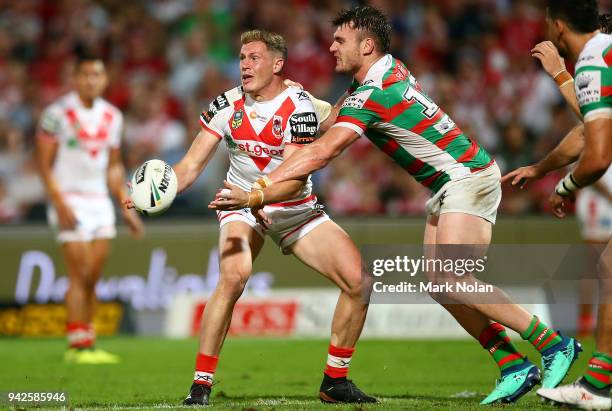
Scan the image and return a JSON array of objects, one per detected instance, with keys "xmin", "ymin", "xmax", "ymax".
[{"xmin": 129, "ymin": 159, "xmax": 177, "ymax": 216}]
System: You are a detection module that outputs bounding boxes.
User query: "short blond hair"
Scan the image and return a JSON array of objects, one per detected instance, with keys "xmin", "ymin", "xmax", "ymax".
[{"xmin": 240, "ymin": 30, "xmax": 288, "ymax": 60}]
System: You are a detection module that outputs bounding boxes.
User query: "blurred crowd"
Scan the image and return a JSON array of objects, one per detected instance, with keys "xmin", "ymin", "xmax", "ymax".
[{"xmin": 0, "ymin": 0, "xmax": 604, "ymax": 223}]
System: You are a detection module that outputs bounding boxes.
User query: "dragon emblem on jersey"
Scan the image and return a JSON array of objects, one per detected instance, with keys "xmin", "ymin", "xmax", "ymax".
[
  {"xmin": 231, "ymin": 109, "xmax": 244, "ymax": 129},
  {"xmin": 272, "ymin": 115, "xmax": 283, "ymax": 138}
]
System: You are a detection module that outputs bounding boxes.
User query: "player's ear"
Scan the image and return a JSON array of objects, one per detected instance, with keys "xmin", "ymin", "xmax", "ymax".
[
  {"xmin": 362, "ymin": 37, "xmax": 375, "ymax": 56},
  {"xmin": 272, "ymin": 57, "xmax": 284, "ymax": 74},
  {"xmin": 554, "ymin": 19, "xmax": 565, "ymax": 36}
]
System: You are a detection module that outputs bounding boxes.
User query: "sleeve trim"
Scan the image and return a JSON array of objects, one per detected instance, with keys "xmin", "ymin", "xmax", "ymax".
[
  {"xmin": 200, "ymin": 120, "xmax": 223, "ymax": 139},
  {"xmin": 583, "ymin": 107, "xmax": 612, "ymax": 122},
  {"xmin": 331, "ymin": 122, "xmax": 365, "ymax": 136}
]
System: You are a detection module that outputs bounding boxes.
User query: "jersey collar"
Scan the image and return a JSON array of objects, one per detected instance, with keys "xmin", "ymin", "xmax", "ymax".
[{"xmin": 358, "ymin": 54, "xmax": 393, "ymax": 89}]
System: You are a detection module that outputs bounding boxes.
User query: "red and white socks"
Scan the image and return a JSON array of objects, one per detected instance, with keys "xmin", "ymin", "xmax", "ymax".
[
  {"xmin": 324, "ymin": 344, "xmax": 354, "ymax": 379},
  {"xmin": 194, "ymin": 353, "xmax": 218, "ymax": 387},
  {"xmin": 66, "ymin": 322, "xmax": 95, "ymax": 349}
]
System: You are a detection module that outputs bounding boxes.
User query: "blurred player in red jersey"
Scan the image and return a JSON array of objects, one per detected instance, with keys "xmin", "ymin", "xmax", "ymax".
[
  {"xmin": 37, "ymin": 51, "xmax": 143, "ymax": 364},
  {"xmin": 126, "ymin": 30, "xmax": 375, "ymax": 405}
]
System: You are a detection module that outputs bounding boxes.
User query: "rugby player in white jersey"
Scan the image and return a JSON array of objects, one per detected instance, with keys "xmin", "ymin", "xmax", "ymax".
[
  {"xmin": 504, "ymin": 3, "xmax": 612, "ymax": 408},
  {"xmin": 36, "ymin": 52, "xmax": 144, "ymax": 364},
  {"xmin": 124, "ymin": 30, "xmax": 375, "ymax": 405},
  {"xmin": 213, "ymin": 6, "xmax": 584, "ymax": 405}
]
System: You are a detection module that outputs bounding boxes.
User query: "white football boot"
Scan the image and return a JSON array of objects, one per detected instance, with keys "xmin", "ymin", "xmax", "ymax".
[{"xmin": 537, "ymin": 380, "xmax": 611, "ymax": 410}]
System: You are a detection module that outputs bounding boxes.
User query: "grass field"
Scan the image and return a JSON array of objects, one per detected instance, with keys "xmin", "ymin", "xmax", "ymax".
[{"xmin": 0, "ymin": 337, "xmax": 596, "ymax": 410}]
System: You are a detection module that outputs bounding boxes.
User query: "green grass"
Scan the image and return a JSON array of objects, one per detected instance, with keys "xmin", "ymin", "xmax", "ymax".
[{"xmin": 0, "ymin": 337, "xmax": 595, "ymax": 410}]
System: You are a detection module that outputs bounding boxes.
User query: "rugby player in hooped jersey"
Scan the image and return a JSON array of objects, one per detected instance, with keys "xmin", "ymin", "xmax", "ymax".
[
  {"xmin": 124, "ymin": 30, "xmax": 376, "ymax": 405},
  {"xmin": 36, "ymin": 52, "xmax": 144, "ymax": 364},
  {"xmin": 212, "ymin": 6, "xmax": 583, "ymax": 405},
  {"xmin": 504, "ymin": 2, "xmax": 612, "ymax": 409}
]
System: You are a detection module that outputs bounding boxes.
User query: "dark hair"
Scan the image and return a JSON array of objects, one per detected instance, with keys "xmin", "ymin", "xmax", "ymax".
[
  {"xmin": 547, "ymin": 0, "xmax": 599, "ymax": 34},
  {"xmin": 332, "ymin": 6, "xmax": 391, "ymax": 54},
  {"xmin": 73, "ymin": 44, "xmax": 104, "ymax": 69},
  {"xmin": 600, "ymin": 14, "xmax": 612, "ymax": 34}
]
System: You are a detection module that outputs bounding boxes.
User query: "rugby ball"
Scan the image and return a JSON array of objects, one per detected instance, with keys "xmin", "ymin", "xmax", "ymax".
[{"xmin": 130, "ymin": 159, "xmax": 178, "ymax": 216}]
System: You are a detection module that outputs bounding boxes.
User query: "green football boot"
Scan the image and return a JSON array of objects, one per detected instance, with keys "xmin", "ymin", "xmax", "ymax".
[
  {"xmin": 541, "ymin": 333, "xmax": 582, "ymax": 388},
  {"xmin": 481, "ymin": 360, "xmax": 541, "ymax": 404}
]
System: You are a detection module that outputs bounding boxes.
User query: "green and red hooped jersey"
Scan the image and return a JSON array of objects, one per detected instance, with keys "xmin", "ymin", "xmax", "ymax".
[
  {"xmin": 574, "ymin": 32, "xmax": 612, "ymax": 123},
  {"xmin": 332, "ymin": 54, "xmax": 493, "ymax": 193}
]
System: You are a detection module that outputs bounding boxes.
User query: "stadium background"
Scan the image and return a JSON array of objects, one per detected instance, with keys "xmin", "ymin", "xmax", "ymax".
[{"xmin": 0, "ymin": 0, "xmax": 610, "ymax": 409}]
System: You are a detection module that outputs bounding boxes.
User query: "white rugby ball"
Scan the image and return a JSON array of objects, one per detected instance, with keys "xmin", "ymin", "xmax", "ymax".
[{"xmin": 130, "ymin": 159, "xmax": 178, "ymax": 216}]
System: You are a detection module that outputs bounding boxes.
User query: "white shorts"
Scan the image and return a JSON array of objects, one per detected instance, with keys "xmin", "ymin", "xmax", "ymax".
[
  {"xmin": 576, "ymin": 188, "xmax": 611, "ymax": 241},
  {"xmin": 47, "ymin": 193, "xmax": 116, "ymax": 243},
  {"xmin": 426, "ymin": 163, "xmax": 501, "ymax": 224},
  {"xmin": 216, "ymin": 195, "xmax": 329, "ymax": 253}
]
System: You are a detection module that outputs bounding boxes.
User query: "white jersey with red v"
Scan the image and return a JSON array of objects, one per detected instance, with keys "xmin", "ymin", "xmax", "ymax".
[
  {"xmin": 200, "ymin": 86, "xmax": 319, "ymax": 201},
  {"xmin": 38, "ymin": 92, "xmax": 123, "ymax": 196}
]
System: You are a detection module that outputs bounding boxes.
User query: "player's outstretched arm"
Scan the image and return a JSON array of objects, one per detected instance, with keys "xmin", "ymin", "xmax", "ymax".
[
  {"xmin": 502, "ymin": 124, "xmax": 584, "ymax": 187},
  {"xmin": 209, "ymin": 144, "xmax": 307, "ymax": 211},
  {"xmin": 208, "ymin": 178, "xmax": 305, "ymax": 211},
  {"xmin": 173, "ymin": 129, "xmax": 220, "ymax": 195},
  {"xmin": 532, "ymin": 41, "xmax": 582, "ymax": 119},
  {"xmin": 265, "ymin": 125, "xmax": 360, "ymax": 186}
]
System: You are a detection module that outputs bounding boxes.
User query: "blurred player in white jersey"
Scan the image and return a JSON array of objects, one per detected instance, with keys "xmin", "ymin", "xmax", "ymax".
[
  {"xmin": 123, "ymin": 30, "xmax": 375, "ymax": 405},
  {"xmin": 36, "ymin": 52, "xmax": 144, "ymax": 364}
]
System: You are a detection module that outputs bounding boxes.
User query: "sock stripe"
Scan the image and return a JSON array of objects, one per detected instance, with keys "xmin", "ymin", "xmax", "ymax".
[
  {"xmin": 194, "ymin": 353, "xmax": 218, "ymax": 387},
  {"xmin": 478, "ymin": 322, "xmax": 505, "ymax": 346},
  {"xmin": 536, "ymin": 331, "xmax": 558, "ymax": 351},
  {"xmin": 590, "ymin": 358, "xmax": 612, "ymax": 371},
  {"xmin": 328, "ymin": 344, "xmax": 354, "ymax": 358},
  {"xmin": 526, "ymin": 317, "xmax": 540, "ymax": 339},
  {"xmin": 498, "ymin": 352, "xmax": 523, "ymax": 367},
  {"xmin": 523, "ymin": 316, "xmax": 562, "ymax": 353},
  {"xmin": 327, "ymin": 354, "xmax": 351, "ymax": 368},
  {"xmin": 586, "ymin": 370, "xmax": 610, "ymax": 384},
  {"xmin": 479, "ymin": 323, "xmax": 525, "ymax": 373},
  {"xmin": 324, "ymin": 345, "xmax": 354, "ymax": 379},
  {"xmin": 584, "ymin": 352, "xmax": 612, "ymax": 389}
]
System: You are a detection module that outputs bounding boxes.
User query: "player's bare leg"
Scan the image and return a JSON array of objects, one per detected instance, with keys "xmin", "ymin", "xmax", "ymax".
[
  {"xmin": 424, "ymin": 215, "xmax": 492, "ymax": 338},
  {"xmin": 289, "ymin": 220, "xmax": 376, "ymax": 403},
  {"xmin": 63, "ymin": 239, "xmax": 117, "ymax": 364},
  {"xmin": 577, "ymin": 240, "xmax": 604, "ymax": 338},
  {"xmin": 198, "ymin": 221, "xmax": 264, "ymax": 354},
  {"xmin": 86, "ymin": 239, "xmax": 111, "ymax": 322},
  {"xmin": 538, "ymin": 241, "xmax": 612, "ymax": 409},
  {"xmin": 426, "ymin": 212, "xmax": 580, "ymax": 403},
  {"xmin": 185, "ymin": 221, "xmax": 264, "ymax": 405}
]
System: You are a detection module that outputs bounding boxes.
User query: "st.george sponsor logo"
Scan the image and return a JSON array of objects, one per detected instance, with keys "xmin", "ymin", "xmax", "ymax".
[
  {"xmin": 289, "ymin": 112, "xmax": 318, "ymax": 144},
  {"xmin": 233, "ymin": 141, "xmax": 285, "ymax": 157}
]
